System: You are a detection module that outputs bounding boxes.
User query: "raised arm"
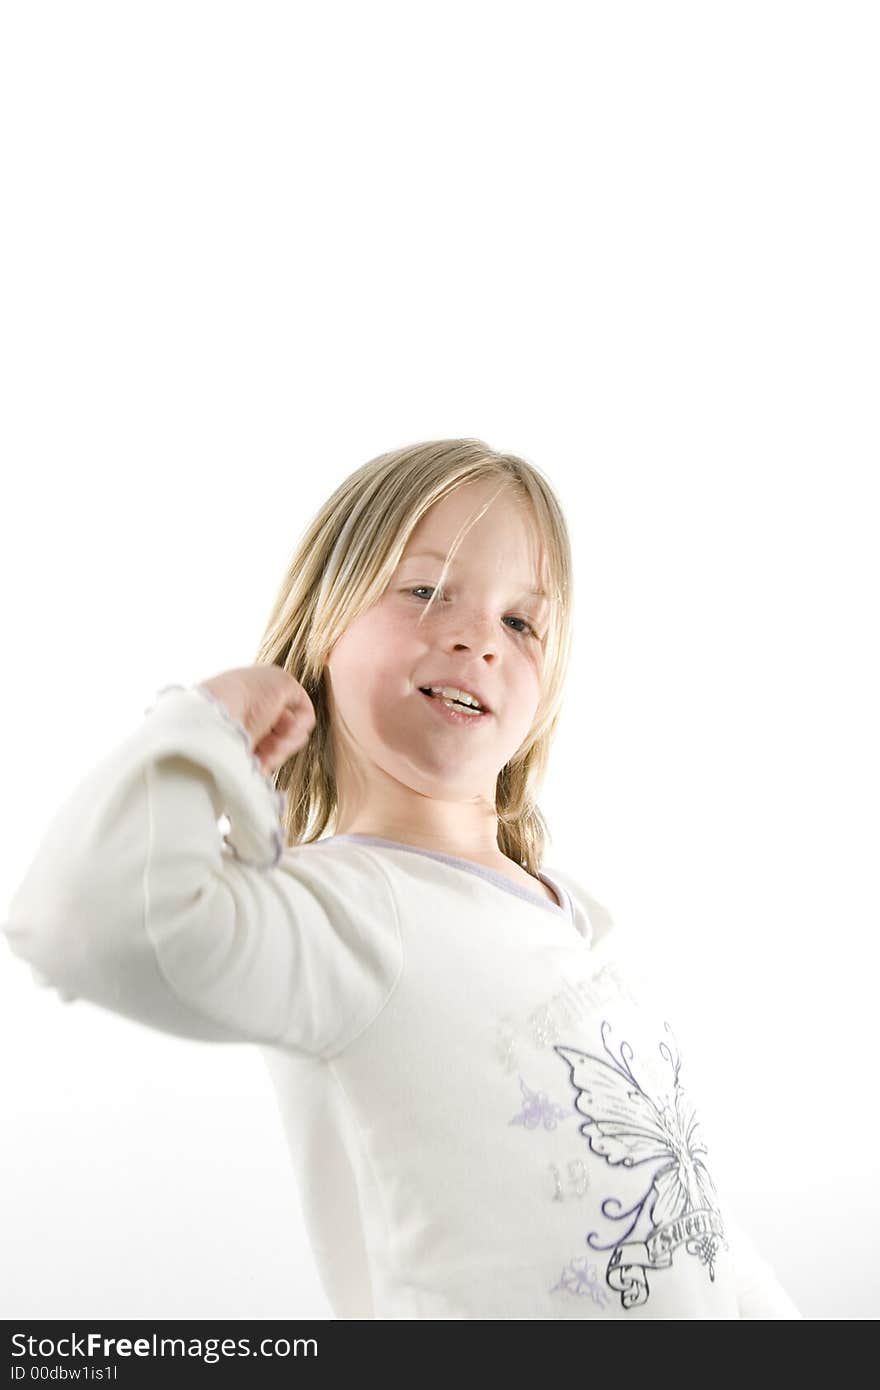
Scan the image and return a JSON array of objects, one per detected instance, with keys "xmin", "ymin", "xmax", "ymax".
[{"xmin": 2, "ymin": 681, "xmax": 400, "ymax": 1054}]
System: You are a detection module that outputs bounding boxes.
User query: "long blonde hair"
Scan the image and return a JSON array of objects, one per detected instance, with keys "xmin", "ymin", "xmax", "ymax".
[{"xmin": 253, "ymin": 438, "xmax": 574, "ymax": 875}]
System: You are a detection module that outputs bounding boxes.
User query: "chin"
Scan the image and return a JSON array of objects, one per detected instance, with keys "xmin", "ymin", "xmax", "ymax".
[{"xmin": 398, "ymin": 747, "xmax": 488, "ymax": 789}]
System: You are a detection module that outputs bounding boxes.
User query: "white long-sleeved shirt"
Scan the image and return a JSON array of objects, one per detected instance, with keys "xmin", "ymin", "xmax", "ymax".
[{"xmin": 2, "ymin": 683, "xmax": 803, "ymax": 1319}]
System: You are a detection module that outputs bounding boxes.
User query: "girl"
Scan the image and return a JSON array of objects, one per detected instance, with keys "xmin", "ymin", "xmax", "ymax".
[{"xmin": 3, "ymin": 438, "xmax": 802, "ymax": 1319}]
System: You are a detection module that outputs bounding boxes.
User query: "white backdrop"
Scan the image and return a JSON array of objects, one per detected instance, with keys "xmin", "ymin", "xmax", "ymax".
[{"xmin": 2, "ymin": 0, "xmax": 877, "ymax": 1322}]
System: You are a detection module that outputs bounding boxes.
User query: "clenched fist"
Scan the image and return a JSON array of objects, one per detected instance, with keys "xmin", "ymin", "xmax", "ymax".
[{"xmin": 196, "ymin": 664, "xmax": 317, "ymax": 774}]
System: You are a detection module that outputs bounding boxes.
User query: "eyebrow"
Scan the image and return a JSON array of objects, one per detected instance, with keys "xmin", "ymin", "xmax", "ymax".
[{"xmin": 401, "ymin": 548, "xmax": 547, "ymax": 599}]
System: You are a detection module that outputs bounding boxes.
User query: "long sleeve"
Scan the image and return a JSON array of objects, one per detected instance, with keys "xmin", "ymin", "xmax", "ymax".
[
  {"xmin": 726, "ymin": 1215, "xmax": 804, "ymax": 1319},
  {"xmin": 2, "ymin": 684, "xmax": 401, "ymax": 1055}
]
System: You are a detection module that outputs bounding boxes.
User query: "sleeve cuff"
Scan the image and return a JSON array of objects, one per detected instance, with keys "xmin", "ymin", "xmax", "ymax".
[{"xmin": 142, "ymin": 682, "xmax": 288, "ymax": 870}]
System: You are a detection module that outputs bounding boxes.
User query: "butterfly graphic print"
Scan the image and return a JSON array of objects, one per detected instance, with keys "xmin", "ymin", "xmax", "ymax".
[{"xmin": 551, "ymin": 1017, "xmax": 729, "ymax": 1310}]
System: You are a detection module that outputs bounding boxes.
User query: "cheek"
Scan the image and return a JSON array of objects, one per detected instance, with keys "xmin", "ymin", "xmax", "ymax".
[
  {"xmin": 333, "ymin": 610, "xmax": 404, "ymax": 679},
  {"xmin": 357, "ymin": 602, "xmax": 410, "ymax": 650},
  {"xmin": 328, "ymin": 611, "xmax": 415, "ymax": 729},
  {"xmin": 513, "ymin": 649, "xmax": 544, "ymax": 702}
]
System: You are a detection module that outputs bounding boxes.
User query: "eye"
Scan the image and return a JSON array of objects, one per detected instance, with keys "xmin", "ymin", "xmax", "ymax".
[
  {"xmin": 406, "ymin": 586, "xmax": 538, "ymax": 638},
  {"xmin": 504, "ymin": 615, "xmax": 538, "ymax": 636}
]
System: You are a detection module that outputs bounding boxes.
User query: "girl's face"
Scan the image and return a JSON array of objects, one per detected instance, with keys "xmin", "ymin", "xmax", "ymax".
[{"xmin": 324, "ymin": 480, "xmax": 550, "ymax": 817}]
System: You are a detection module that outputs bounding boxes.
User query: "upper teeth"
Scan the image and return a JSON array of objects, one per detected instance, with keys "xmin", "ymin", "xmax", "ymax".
[{"xmin": 428, "ymin": 686, "xmax": 484, "ymax": 710}]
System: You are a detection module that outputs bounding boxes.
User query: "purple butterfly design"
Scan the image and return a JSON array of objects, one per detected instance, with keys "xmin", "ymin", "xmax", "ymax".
[{"xmin": 554, "ymin": 1018, "xmax": 720, "ymax": 1243}]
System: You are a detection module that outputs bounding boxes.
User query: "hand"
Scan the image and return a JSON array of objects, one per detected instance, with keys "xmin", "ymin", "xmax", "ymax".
[{"xmin": 195, "ymin": 665, "xmax": 317, "ymax": 774}]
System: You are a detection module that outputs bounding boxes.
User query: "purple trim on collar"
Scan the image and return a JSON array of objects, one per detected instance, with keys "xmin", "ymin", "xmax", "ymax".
[{"xmin": 316, "ymin": 833, "xmax": 575, "ymax": 922}]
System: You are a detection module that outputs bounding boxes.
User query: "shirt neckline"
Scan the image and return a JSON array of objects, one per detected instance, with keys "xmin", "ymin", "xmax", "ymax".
[{"xmin": 319, "ymin": 832, "xmax": 575, "ymax": 922}]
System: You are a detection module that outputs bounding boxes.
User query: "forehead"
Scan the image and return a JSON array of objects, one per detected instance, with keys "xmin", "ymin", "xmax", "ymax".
[
  {"xmin": 402, "ymin": 545, "xmax": 547, "ymax": 600},
  {"xmin": 401, "ymin": 484, "xmax": 547, "ymax": 596}
]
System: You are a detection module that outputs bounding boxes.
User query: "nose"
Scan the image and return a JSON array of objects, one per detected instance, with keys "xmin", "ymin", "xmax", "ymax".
[{"xmin": 446, "ymin": 606, "xmax": 499, "ymax": 658}]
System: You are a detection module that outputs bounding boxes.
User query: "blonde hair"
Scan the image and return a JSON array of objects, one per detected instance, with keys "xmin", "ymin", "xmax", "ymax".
[{"xmin": 253, "ymin": 438, "xmax": 574, "ymax": 875}]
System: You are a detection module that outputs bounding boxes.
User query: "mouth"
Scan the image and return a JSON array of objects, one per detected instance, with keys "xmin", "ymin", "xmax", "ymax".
[{"xmin": 419, "ymin": 687, "xmax": 493, "ymax": 723}]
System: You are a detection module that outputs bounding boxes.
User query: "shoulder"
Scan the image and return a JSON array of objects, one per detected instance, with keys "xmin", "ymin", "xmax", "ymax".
[
  {"xmin": 540, "ymin": 862, "xmax": 617, "ymax": 946},
  {"xmin": 281, "ymin": 836, "xmax": 398, "ymax": 905},
  {"xmin": 268, "ymin": 838, "xmax": 403, "ymax": 949}
]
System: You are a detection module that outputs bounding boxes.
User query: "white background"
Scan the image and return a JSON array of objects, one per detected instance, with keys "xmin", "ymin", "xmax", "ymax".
[{"xmin": 2, "ymin": 1, "xmax": 877, "ymax": 1322}]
